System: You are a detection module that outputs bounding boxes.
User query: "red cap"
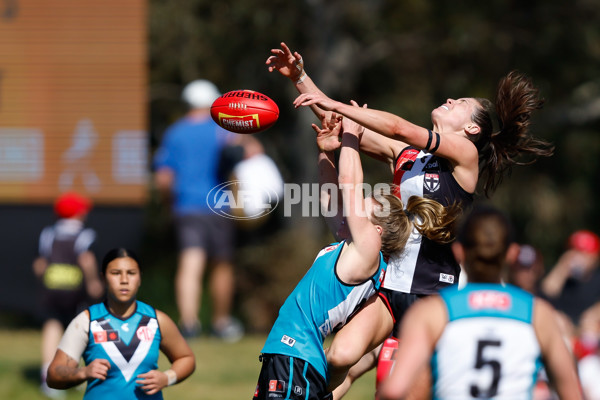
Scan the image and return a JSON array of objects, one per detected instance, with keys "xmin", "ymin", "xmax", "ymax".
[
  {"xmin": 54, "ymin": 192, "xmax": 92, "ymax": 219},
  {"xmin": 568, "ymin": 230, "xmax": 600, "ymax": 255}
]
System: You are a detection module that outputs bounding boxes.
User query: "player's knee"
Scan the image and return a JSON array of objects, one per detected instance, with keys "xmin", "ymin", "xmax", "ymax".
[{"xmin": 327, "ymin": 344, "xmax": 361, "ymax": 369}]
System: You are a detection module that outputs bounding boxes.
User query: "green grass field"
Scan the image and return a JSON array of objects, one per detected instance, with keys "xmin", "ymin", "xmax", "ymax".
[{"xmin": 0, "ymin": 330, "xmax": 376, "ymax": 399}]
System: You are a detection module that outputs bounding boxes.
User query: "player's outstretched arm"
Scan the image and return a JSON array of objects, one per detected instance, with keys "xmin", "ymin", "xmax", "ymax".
[
  {"xmin": 268, "ymin": 42, "xmax": 406, "ymax": 164},
  {"xmin": 336, "ymin": 104, "xmax": 382, "ymax": 284},
  {"xmin": 267, "ymin": 42, "xmax": 328, "ymax": 121},
  {"xmin": 294, "ymin": 92, "xmax": 478, "ymax": 173},
  {"xmin": 313, "ymin": 114, "xmax": 347, "ymax": 240}
]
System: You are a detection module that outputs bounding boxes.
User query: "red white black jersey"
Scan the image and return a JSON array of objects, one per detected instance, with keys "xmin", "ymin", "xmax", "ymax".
[{"xmin": 386, "ymin": 147, "xmax": 473, "ymax": 295}]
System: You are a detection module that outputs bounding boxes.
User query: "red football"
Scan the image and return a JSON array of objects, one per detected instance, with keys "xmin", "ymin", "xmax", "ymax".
[{"xmin": 210, "ymin": 90, "xmax": 279, "ymax": 134}]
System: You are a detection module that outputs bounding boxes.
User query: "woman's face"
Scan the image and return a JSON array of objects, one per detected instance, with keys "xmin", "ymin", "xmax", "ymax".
[
  {"xmin": 431, "ymin": 97, "xmax": 480, "ymax": 134},
  {"xmin": 104, "ymin": 257, "xmax": 141, "ymax": 304}
]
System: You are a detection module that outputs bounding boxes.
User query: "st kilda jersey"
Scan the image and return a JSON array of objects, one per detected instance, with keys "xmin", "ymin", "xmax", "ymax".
[
  {"xmin": 83, "ymin": 301, "xmax": 163, "ymax": 399},
  {"xmin": 387, "ymin": 146, "xmax": 473, "ymax": 295}
]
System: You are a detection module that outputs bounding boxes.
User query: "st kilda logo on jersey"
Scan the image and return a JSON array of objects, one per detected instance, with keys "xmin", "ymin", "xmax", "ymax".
[{"xmin": 423, "ymin": 173, "xmax": 440, "ymax": 192}]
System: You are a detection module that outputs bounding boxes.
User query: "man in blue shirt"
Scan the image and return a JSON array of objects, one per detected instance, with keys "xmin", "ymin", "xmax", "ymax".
[{"xmin": 153, "ymin": 79, "xmax": 247, "ymax": 341}]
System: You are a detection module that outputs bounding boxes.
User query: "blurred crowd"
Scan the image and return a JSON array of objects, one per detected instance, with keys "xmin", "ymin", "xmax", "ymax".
[{"xmin": 507, "ymin": 230, "xmax": 600, "ymax": 400}]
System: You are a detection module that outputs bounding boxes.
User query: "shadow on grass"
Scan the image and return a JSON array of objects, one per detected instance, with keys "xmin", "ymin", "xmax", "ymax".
[{"xmin": 22, "ymin": 363, "xmax": 41, "ymax": 385}]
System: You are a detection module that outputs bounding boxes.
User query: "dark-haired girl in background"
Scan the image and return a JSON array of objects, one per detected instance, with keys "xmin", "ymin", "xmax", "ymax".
[{"xmin": 46, "ymin": 248, "xmax": 195, "ymax": 399}]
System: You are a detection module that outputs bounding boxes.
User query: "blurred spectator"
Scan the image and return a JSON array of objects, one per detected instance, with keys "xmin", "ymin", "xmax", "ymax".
[
  {"xmin": 32, "ymin": 192, "xmax": 102, "ymax": 398},
  {"xmin": 579, "ymin": 352, "xmax": 600, "ymax": 400},
  {"xmin": 509, "ymin": 244, "xmax": 577, "ymax": 400},
  {"xmin": 153, "ymin": 79, "xmax": 263, "ymax": 341},
  {"xmin": 578, "ymin": 302, "xmax": 600, "ymax": 400},
  {"xmin": 540, "ymin": 230, "xmax": 600, "ymax": 325},
  {"xmin": 507, "ymin": 244, "xmax": 545, "ymax": 294}
]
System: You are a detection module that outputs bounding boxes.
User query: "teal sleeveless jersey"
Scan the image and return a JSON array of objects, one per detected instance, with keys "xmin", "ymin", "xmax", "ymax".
[
  {"xmin": 83, "ymin": 301, "xmax": 163, "ymax": 399},
  {"xmin": 262, "ymin": 241, "xmax": 387, "ymax": 380}
]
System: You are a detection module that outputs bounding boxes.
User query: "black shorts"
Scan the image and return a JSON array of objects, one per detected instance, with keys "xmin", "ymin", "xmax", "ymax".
[
  {"xmin": 253, "ymin": 354, "xmax": 330, "ymax": 400},
  {"xmin": 174, "ymin": 213, "xmax": 234, "ymax": 261},
  {"xmin": 378, "ymin": 288, "xmax": 427, "ymax": 338},
  {"xmin": 39, "ymin": 289, "xmax": 88, "ymax": 326}
]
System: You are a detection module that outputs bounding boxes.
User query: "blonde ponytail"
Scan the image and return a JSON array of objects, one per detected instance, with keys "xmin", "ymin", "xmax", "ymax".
[
  {"xmin": 405, "ymin": 196, "xmax": 461, "ymax": 243},
  {"xmin": 370, "ymin": 191, "xmax": 461, "ymax": 258}
]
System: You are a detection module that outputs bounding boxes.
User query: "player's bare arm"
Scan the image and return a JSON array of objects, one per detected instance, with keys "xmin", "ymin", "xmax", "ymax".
[
  {"xmin": 313, "ymin": 116, "xmax": 347, "ymax": 240},
  {"xmin": 293, "ymin": 92, "xmax": 479, "ymax": 193},
  {"xmin": 533, "ymin": 299, "xmax": 583, "ymax": 400},
  {"xmin": 47, "ymin": 350, "xmax": 110, "ymax": 389},
  {"xmin": 267, "ymin": 42, "xmax": 327, "ymax": 120},
  {"xmin": 379, "ymin": 297, "xmax": 446, "ymax": 400},
  {"xmin": 337, "ymin": 109, "xmax": 382, "ymax": 284},
  {"xmin": 155, "ymin": 310, "xmax": 196, "ymax": 387}
]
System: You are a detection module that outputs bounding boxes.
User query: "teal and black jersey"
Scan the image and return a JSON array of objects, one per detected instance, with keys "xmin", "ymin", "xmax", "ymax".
[
  {"xmin": 83, "ymin": 301, "xmax": 163, "ymax": 399},
  {"xmin": 261, "ymin": 241, "xmax": 387, "ymax": 380}
]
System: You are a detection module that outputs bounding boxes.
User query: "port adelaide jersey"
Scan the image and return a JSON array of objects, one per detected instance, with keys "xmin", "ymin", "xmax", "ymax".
[
  {"xmin": 433, "ymin": 283, "xmax": 542, "ymax": 399},
  {"xmin": 261, "ymin": 241, "xmax": 387, "ymax": 380},
  {"xmin": 83, "ymin": 301, "xmax": 163, "ymax": 400}
]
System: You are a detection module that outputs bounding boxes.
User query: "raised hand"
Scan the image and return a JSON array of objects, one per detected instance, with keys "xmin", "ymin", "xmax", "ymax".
[
  {"xmin": 313, "ymin": 112, "xmax": 343, "ymax": 152},
  {"xmin": 266, "ymin": 42, "xmax": 304, "ymax": 82},
  {"xmin": 294, "ymin": 92, "xmax": 337, "ymax": 112}
]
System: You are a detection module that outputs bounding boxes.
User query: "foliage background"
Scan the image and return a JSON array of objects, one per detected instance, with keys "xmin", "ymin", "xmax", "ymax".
[{"xmin": 144, "ymin": 0, "xmax": 600, "ymax": 331}]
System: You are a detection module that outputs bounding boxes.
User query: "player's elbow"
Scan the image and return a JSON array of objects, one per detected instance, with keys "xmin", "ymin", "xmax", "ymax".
[{"xmin": 45, "ymin": 369, "xmax": 63, "ymax": 390}]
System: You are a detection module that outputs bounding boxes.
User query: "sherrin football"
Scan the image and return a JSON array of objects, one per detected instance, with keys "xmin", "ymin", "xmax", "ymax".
[{"xmin": 210, "ymin": 90, "xmax": 279, "ymax": 134}]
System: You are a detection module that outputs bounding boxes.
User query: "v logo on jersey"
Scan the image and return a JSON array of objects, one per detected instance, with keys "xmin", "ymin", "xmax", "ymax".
[{"xmin": 90, "ymin": 317, "xmax": 158, "ymax": 382}]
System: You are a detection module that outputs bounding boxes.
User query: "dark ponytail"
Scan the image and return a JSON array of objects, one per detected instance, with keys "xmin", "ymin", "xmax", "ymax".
[
  {"xmin": 456, "ymin": 205, "xmax": 515, "ymax": 282},
  {"xmin": 471, "ymin": 71, "xmax": 554, "ymax": 197}
]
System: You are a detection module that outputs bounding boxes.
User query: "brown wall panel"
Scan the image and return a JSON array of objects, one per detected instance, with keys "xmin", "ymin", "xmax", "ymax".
[{"xmin": 0, "ymin": 0, "xmax": 147, "ymax": 205}]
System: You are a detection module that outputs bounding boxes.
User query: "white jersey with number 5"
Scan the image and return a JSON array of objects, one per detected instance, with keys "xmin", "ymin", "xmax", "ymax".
[{"xmin": 433, "ymin": 283, "xmax": 543, "ymax": 400}]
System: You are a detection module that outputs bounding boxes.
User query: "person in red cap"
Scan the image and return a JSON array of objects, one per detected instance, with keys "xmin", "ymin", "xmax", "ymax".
[
  {"xmin": 569, "ymin": 230, "xmax": 600, "ymax": 255},
  {"xmin": 541, "ymin": 230, "xmax": 600, "ymax": 327},
  {"xmin": 32, "ymin": 191, "xmax": 103, "ymax": 398},
  {"xmin": 543, "ymin": 231, "xmax": 600, "ymax": 398}
]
